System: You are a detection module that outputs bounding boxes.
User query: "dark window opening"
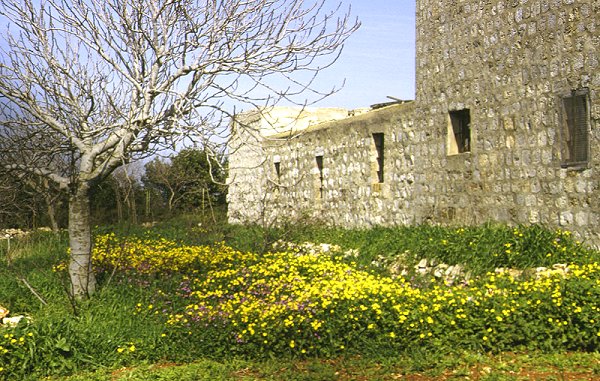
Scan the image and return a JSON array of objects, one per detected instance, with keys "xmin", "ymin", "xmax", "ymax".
[
  {"xmin": 372, "ymin": 133, "xmax": 384, "ymax": 183},
  {"xmin": 562, "ymin": 89, "xmax": 589, "ymax": 167},
  {"xmin": 449, "ymin": 109, "xmax": 471, "ymax": 154},
  {"xmin": 274, "ymin": 162, "xmax": 281, "ymax": 179},
  {"xmin": 273, "ymin": 161, "xmax": 281, "ymax": 190},
  {"xmin": 315, "ymin": 155, "xmax": 324, "ymax": 199}
]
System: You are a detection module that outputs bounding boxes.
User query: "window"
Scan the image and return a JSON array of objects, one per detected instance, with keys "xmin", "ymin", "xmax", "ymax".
[
  {"xmin": 448, "ymin": 109, "xmax": 471, "ymax": 155},
  {"xmin": 561, "ymin": 88, "xmax": 590, "ymax": 167},
  {"xmin": 315, "ymin": 155, "xmax": 324, "ymax": 199},
  {"xmin": 274, "ymin": 162, "xmax": 281, "ymax": 180},
  {"xmin": 372, "ymin": 133, "xmax": 384, "ymax": 183},
  {"xmin": 272, "ymin": 156, "xmax": 282, "ymax": 191}
]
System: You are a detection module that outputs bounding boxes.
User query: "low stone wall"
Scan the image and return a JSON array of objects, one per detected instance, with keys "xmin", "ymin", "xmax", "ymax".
[
  {"xmin": 0, "ymin": 227, "xmax": 52, "ymax": 239},
  {"xmin": 258, "ymin": 103, "xmax": 416, "ymax": 227}
]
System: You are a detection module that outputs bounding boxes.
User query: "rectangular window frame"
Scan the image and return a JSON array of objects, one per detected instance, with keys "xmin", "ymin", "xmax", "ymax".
[
  {"xmin": 447, "ymin": 109, "xmax": 471, "ymax": 155},
  {"xmin": 315, "ymin": 155, "xmax": 324, "ymax": 200},
  {"xmin": 560, "ymin": 88, "xmax": 590, "ymax": 169},
  {"xmin": 372, "ymin": 133, "xmax": 385, "ymax": 183}
]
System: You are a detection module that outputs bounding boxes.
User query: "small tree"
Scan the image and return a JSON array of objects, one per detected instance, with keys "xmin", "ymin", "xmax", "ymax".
[
  {"xmin": 144, "ymin": 148, "xmax": 226, "ymax": 216},
  {"xmin": 171, "ymin": 149, "xmax": 227, "ymax": 212},
  {"xmin": 111, "ymin": 162, "xmax": 145, "ymax": 225},
  {"xmin": 143, "ymin": 158, "xmax": 178, "ymax": 214},
  {"xmin": 0, "ymin": 169, "xmax": 66, "ymax": 230},
  {"xmin": 0, "ymin": 0, "xmax": 358, "ymax": 297}
]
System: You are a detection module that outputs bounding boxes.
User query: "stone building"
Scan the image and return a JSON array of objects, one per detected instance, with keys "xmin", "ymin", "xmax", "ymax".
[{"xmin": 227, "ymin": 0, "xmax": 600, "ymax": 246}]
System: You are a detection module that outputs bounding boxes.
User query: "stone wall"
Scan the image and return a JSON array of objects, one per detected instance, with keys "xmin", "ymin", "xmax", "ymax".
[
  {"xmin": 259, "ymin": 103, "xmax": 416, "ymax": 226},
  {"xmin": 227, "ymin": 0, "xmax": 600, "ymax": 247},
  {"xmin": 412, "ymin": 0, "xmax": 600, "ymax": 243},
  {"xmin": 227, "ymin": 107, "xmax": 355, "ymax": 224}
]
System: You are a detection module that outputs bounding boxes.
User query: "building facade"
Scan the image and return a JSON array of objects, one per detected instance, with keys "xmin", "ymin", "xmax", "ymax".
[{"xmin": 227, "ymin": 0, "xmax": 600, "ymax": 246}]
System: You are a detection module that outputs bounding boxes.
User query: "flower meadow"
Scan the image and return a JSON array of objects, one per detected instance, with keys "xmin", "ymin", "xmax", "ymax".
[
  {"xmin": 92, "ymin": 231, "xmax": 600, "ymax": 356},
  {"xmin": 1, "ymin": 224, "xmax": 600, "ymax": 379}
]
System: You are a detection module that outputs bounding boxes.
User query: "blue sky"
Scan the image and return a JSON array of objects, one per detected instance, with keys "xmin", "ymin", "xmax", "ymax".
[
  {"xmin": 314, "ymin": 0, "xmax": 416, "ymax": 109},
  {"xmin": 0, "ymin": 0, "xmax": 416, "ymax": 112}
]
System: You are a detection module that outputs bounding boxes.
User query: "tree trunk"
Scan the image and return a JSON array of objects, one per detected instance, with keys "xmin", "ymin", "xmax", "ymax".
[
  {"xmin": 126, "ymin": 188, "xmax": 137, "ymax": 224},
  {"xmin": 145, "ymin": 190, "xmax": 151, "ymax": 218},
  {"xmin": 168, "ymin": 189, "xmax": 175, "ymax": 213},
  {"xmin": 68, "ymin": 183, "xmax": 96, "ymax": 298},
  {"xmin": 45, "ymin": 196, "xmax": 60, "ymax": 232},
  {"xmin": 115, "ymin": 185, "xmax": 123, "ymax": 222}
]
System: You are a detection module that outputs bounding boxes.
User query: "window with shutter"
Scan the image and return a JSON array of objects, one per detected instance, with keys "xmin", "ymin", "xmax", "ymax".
[{"xmin": 561, "ymin": 89, "xmax": 590, "ymax": 168}]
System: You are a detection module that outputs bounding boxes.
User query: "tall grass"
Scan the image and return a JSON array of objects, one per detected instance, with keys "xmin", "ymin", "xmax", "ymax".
[
  {"xmin": 0, "ymin": 232, "xmax": 67, "ymax": 313},
  {"xmin": 221, "ymin": 221, "xmax": 597, "ymax": 276},
  {"xmin": 0, "ymin": 218, "xmax": 599, "ymax": 379}
]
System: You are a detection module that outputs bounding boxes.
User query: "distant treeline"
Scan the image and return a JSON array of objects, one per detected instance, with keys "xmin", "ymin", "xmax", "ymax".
[{"xmin": 0, "ymin": 148, "xmax": 227, "ymax": 230}]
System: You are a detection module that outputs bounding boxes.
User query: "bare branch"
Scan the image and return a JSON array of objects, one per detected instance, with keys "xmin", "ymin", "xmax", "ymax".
[{"xmin": 0, "ymin": 0, "xmax": 358, "ymax": 296}]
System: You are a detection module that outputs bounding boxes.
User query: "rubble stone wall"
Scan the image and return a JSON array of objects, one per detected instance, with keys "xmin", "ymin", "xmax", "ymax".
[
  {"xmin": 227, "ymin": 107, "xmax": 356, "ymax": 224},
  {"xmin": 259, "ymin": 103, "xmax": 416, "ymax": 227},
  {"xmin": 227, "ymin": 0, "xmax": 600, "ymax": 247},
  {"xmin": 412, "ymin": 0, "xmax": 600, "ymax": 243}
]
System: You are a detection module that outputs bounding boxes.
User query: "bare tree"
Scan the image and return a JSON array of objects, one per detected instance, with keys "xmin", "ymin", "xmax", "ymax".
[
  {"xmin": 0, "ymin": 173, "xmax": 24, "ymax": 226},
  {"xmin": 0, "ymin": 168, "xmax": 65, "ymax": 230},
  {"xmin": 144, "ymin": 148, "xmax": 226, "ymax": 215},
  {"xmin": 143, "ymin": 157, "xmax": 178, "ymax": 213},
  {"xmin": 20, "ymin": 175, "xmax": 65, "ymax": 232},
  {"xmin": 112, "ymin": 162, "xmax": 145, "ymax": 225},
  {"xmin": 0, "ymin": 0, "xmax": 358, "ymax": 297}
]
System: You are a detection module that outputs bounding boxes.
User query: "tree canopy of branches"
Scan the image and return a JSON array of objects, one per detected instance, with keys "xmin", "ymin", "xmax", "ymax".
[
  {"xmin": 0, "ymin": 0, "xmax": 358, "ymax": 297},
  {"xmin": 144, "ymin": 148, "xmax": 226, "ymax": 215},
  {"xmin": 0, "ymin": 171, "xmax": 66, "ymax": 230}
]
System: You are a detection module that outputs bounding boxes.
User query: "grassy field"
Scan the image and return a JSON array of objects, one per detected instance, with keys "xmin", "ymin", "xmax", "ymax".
[
  {"xmin": 46, "ymin": 352, "xmax": 600, "ymax": 380},
  {"xmin": 1, "ymin": 217, "xmax": 599, "ymax": 380}
]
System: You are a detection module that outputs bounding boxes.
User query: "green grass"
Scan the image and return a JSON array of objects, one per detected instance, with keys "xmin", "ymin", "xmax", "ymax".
[
  {"xmin": 1, "ymin": 218, "xmax": 599, "ymax": 380},
  {"xmin": 251, "ymin": 222, "xmax": 598, "ymax": 276},
  {"xmin": 45, "ymin": 352, "xmax": 600, "ymax": 380}
]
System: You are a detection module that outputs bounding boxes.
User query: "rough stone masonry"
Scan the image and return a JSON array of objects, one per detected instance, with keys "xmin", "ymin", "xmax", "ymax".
[{"xmin": 227, "ymin": 0, "xmax": 600, "ymax": 247}]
